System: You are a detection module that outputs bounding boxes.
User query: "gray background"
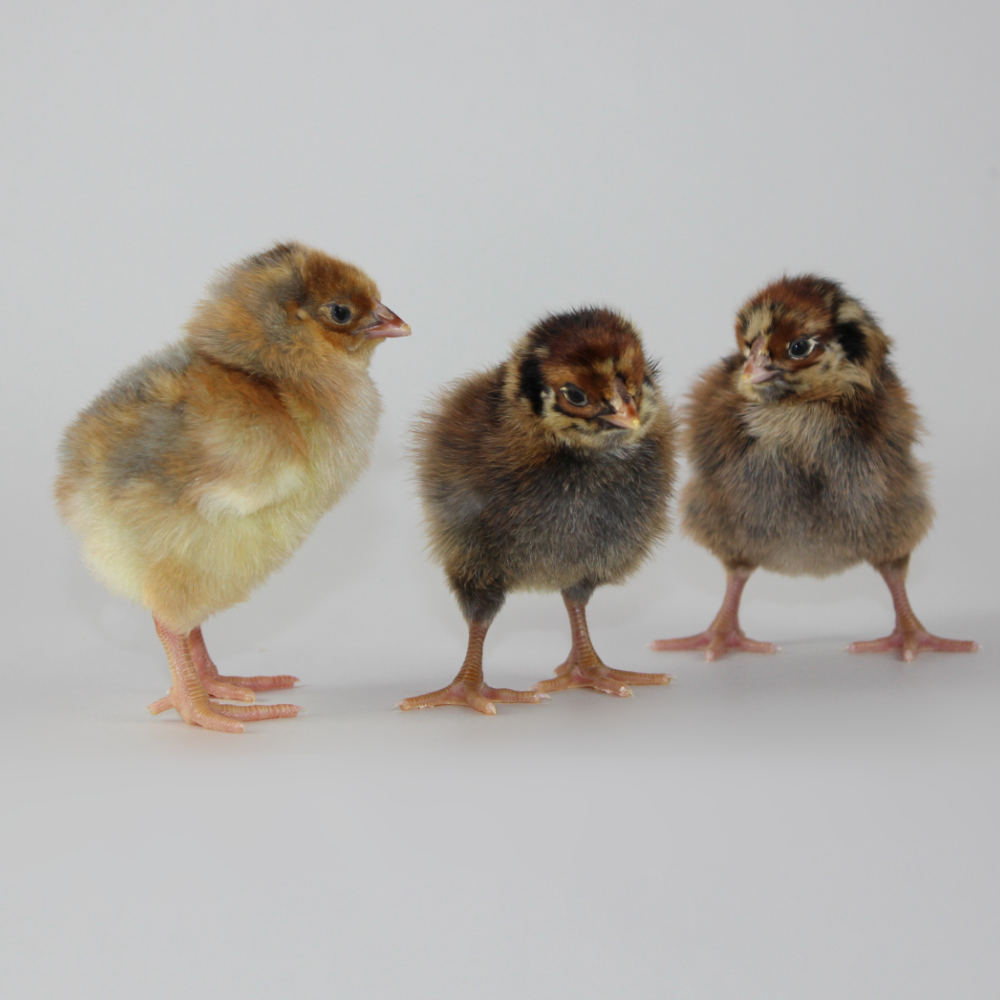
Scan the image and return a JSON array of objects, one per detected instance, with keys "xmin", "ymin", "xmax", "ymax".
[{"xmin": 2, "ymin": 0, "xmax": 998, "ymax": 997}]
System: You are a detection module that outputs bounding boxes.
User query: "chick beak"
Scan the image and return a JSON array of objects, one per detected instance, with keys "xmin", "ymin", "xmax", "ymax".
[
  {"xmin": 600, "ymin": 395, "xmax": 641, "ymax": 430},
  {"xmin": 364, "ymin": 302, "xmax": 411, "ymax": 340},
  {"xmin": 742, "ymin": 336, "xmax": 780, "ymax": 384}
]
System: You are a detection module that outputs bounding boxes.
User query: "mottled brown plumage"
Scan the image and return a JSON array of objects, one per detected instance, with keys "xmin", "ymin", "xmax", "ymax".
[
  {"xmin": 399, "ymin": 307, "xmax": 677, "ymax": 714},
  {"xmin": 652, "ymin": 274, "xmax": 977, "ymax": 662},
  {"xmin": 56, "ymin": 242, "xmax": 410, "ymax": 731}
]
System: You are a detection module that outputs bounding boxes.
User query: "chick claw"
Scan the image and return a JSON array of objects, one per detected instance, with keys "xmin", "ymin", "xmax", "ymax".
[
  {"xmin": 650, "ymin": 629, "xmax": 778, "ymax": 662},
  {"xmin": 535, "ymin": 660, "xmax": 671, "ymax": 697},
  {"xmin": 848, "ymin": 629, "xmax": 979, "ymax": 663},
  {"xmin": 397, "ymin": 681, "xmax": 543, "ymax": 715}
]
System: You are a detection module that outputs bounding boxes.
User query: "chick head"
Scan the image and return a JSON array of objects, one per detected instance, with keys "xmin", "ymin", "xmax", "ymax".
[
  {"xmin": 187, "ymin": 242, "xmax": 409, "ymax": 378},
  {"xmin": 735, "ymin": 275, "xmax": 890, "ymax": 403},
  {"xmin": 505, "ymin": 307, "xmax": 658, "ymax": 450}
]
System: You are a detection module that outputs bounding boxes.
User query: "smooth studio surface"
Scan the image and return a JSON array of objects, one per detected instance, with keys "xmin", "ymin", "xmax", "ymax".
[{"xmin": 2, "ymin": 0, "xmax": 998, "ymax": 997}]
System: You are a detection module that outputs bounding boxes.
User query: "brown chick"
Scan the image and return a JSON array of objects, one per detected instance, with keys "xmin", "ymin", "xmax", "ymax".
[
  {"xmin": 56, "ymin": 242, "xmax": 410, "ymax": 732},
  {"xmin": 399, "ymin": 308, "xmax": 677, "ymax": 714},
  {"xmin": 652, "ymin": 274, "xmax": 978, "ymax": 662}
]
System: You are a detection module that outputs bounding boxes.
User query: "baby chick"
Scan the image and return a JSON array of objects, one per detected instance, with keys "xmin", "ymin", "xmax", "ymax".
[
  {"xmin": 56, "ymin": 242, "xmax": 410, "ymax": 732},
  {"xmin": 652, "ymin": 275, "xmax": 977, "ymax": 662},
  {"xmin": 399, "ymin": 307, "xmax": 676, "ymax": 714}
]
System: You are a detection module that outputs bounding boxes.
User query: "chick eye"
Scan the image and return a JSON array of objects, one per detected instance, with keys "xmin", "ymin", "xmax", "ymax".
[
  {"xmin": 562, "ymin": 385, "xmax": 588, "ymax": 407},
  {"xmin": 787, "ymin": 338, "xmax": 812, "ymax": 359},
  {"xmin": 329, "ymin": 303, "xmax": 353, "ymax": 324}
]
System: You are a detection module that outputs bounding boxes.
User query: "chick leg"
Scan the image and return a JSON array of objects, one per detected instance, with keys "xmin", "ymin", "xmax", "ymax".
[
  {"xmin": 189, "ymin": 626, "xmax": 299, "ymax": 702},
  {"xmin": 536, "ymin": 592, "xmax": 671, "ymax": 697},
  {"xmin": 147, "ymin": 618, "xmax": 300, "ymax": 732},
  {"xmin": 397, "ymin": 621, "xmax": 544, "ymax": 715},
  {"xmin": 650, "ymin": 568, "xmax": 778, "ymax": 661},
  {"xmin": 848, "ymin": 556, "xmax": 979, "ymax": 662}
]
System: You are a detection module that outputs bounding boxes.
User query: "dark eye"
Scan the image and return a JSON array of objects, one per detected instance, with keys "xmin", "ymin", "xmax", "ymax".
[
  {"xmin": 329, "ymin": 303, "xmax": 353, "ymax": 324},
  {"xmin": 787, "ymin": 338, "xmax": 812, "ymax": 359},
  {"xmin": 562, "ymin": 385, "xmax": 588, "ymax": 407}
]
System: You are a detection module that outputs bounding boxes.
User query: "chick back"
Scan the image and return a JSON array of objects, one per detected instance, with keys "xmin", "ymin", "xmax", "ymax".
[
  {"xmin": 415, "ymin": 366, "xmax": 674, "ymax": 608},
  {"xmin": 682, "ymin": 355, "xmax": 932, "ymax": 576}
]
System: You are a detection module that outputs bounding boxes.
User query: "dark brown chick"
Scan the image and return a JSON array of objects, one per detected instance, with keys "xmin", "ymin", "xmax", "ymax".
[
  {"xmin": 399, "ymin": 307, "xmax": 677, "ymax": 714},
  {"xmin": 56, "ymin": 242, "xmax": 410, "ymax": 732},
  {"xmin": 652, "ymin": 274, "xmax": 978, "ymax": 662}
]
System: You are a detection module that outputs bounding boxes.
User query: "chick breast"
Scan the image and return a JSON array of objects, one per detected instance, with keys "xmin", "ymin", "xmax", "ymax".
[{"xmin": 682, "ymin": 355, "xmax": 933, "ymax": 577}]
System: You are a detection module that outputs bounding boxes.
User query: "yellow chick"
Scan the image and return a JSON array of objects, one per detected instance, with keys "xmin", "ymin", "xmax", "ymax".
[{"xmin": 55, "ymin": 242, "xmax": 410, "ymax": 732}]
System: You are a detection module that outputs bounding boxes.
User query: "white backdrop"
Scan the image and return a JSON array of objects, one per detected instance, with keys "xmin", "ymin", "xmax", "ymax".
[{"xmin": 1, "ymin": 1, "xmax": 998, "ymax": 997}]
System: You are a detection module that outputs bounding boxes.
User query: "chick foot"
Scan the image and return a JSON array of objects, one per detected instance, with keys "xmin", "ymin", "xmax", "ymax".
[
  {"xmin": 536, "ymin": 660, "xmax": 669, "ymax": 697},
  {"xmin": 537, "ymin": 592, "xmax": 670, "ymax": 696},
  {"xmin": 848, "ymin": 629, "xmax": 979, "ymax": 662},
  {"xmin": 651, "ymin": 568, "xmax": 777, "ymax": 662},
  {"xmin": 147, "ymin": 693, "xmax": 300, "ymax": 732},
  {"xmin": 650, "ymin": 629, "xmax": 778, "ymax": 661},
  {"xmin": 397, "ymin": 620, "xmax": 543, "ymax": 715},
  {"xmin": 398, "ymin": 680, "xmax": 542, "ymax": 715},
  {"xmin": 189, "ymin": 625, "xmax": 299, "ymax": 703},
  {"xmin": 151, "ymin": 619, "xmax": 301, "ymax": 733},
  {"xmin": 848, "ymin": 557, "xmax": 980, "ymax": 662}
]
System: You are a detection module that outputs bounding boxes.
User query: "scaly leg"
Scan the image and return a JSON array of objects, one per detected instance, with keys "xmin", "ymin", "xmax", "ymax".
[
  {"xmin": 848, "ymin": 556, "xmax": 979, "ymax": 662},
  {"xmin": 189, "ymin": 625, "xmax": 298, "ymax": 703},
  {"xmin": 147, "ymin": 618, "xmax": 300, "ymax": 732},
  {"xmin": 536, "ymin": 592, "xmax": 670, "ymax": 696},
  {"xmin": 398, "ymin": 620, "xmax": 544, "ymax": 715},
  {"xmin": 650, "ymin": 568, "xmax": 778, "ymax": 662}
]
